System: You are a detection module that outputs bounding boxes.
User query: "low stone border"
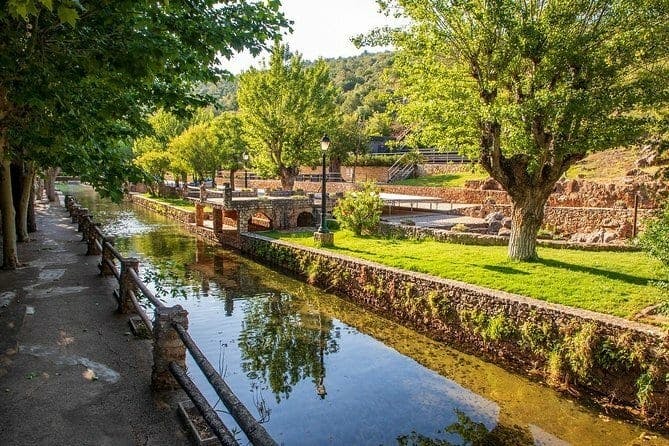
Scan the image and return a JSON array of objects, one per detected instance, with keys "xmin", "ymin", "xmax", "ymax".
[
  {"xmin": 130, "ymin": 194, "xmax": 196, "ymax": 224},
  {"xmin": 378, "ymin": 222, "xmax": 642, "ymax": 252},
  {"xmin": 240, "ymin": 233, "xmax": 669, "ymax": 428}
]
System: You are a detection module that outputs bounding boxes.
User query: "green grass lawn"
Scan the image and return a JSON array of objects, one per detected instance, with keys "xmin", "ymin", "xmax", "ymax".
[
  {"xmin": 395, "ymin": 171, "xmax": 487, "ymax": 188},
  {"xmin": 265, "ymin": 229, "xmax": 667, "ymax": 319},
  {"xmin": 141, "ymin": 194, "xmax": 196, "ymax": 211}
]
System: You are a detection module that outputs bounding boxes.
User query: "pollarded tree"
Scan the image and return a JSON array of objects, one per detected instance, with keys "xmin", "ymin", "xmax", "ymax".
[
  {"xmin": 237, "ymin": 43, "xmax": 339, "ymax": 190},
  {"xmin": 374, "ymin": 0, "xmax": 669, "ymax": 260}
]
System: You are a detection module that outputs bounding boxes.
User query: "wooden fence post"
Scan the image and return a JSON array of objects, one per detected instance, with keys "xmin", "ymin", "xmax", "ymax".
[
  {"xmin": 99, "ymin": 236, "xmax": 116, "ymax": 276},
  {"xmin": 71, "ymin": 204, "xmax": 80, "ymax": 223},
  {"xmin": 152, "ymin": 305, "xmax": 189, "ymax": 390},
  {"xmin": 85, "ymin": 223, "xmax": 101, "ymax": 256},
  {"xmin": 77, "ymin": 208, "xmax": 89, "ymax": 232},
  {"xmin": 117, "ymin": 258, "xmax": 139, "ymax": 314}
]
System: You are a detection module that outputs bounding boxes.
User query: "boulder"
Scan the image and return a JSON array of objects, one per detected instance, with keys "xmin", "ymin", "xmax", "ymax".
[
  {"xmin": 487, "ymin": 220, "xmax": 502, "ymax": 234},
  {"xmin": 498, "ymin": 228, "xmax": 511, "ymax": 237},
  {"xmin": 502, "ymin": 217, "xmax": 512, "ymax": 229},
  {"xmin": 484, "ymin": 211, "xmax": 505, "ymax": 223},
  {"xmin": 480, "ymin": 177, "xmax": 502, "ymax": 190},
  {"xmin": 603, "ymin": 231, "xmax": 618, "ymax": 243}
]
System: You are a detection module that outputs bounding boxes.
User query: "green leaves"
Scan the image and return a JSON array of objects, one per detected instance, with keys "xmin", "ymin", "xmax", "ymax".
[
  {"xmin": 237, "ymin": 43, "xmax": 338, "ymax": 187},
  {"xmin": 333, "ymin": 181, "xmax": 384, "ymax": 236}
]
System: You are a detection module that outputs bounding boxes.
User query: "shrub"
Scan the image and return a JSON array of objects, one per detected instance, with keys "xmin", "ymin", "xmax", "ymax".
[
  {"xmin": 451, "ymin": 223, "xmax": 469, "ymax": 232},
  {"xmin": 639, "ymin": 203, "xmax": 669, "ymax": 267},
  {"xmin": 333, "ymin": 181, "xmax": 384, "ymax": 235}
]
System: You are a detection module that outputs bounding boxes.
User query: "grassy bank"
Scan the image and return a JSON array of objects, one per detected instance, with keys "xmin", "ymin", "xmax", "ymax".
[
  {"xmin": 394, "ymin": 171, "xmax": 487, "ymax": 188},
  {"xmin": 265, "ymin": 229, "xmax": 666, "ymax": 319}
]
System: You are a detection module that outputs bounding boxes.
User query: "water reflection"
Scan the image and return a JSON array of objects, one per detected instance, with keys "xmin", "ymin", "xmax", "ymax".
[
  {"xmin": 59, "ymin": 185, "xmax": 669, "ymax": 445},
  {"xmin": 238, "ymin": 292, "xmax": 339, "ymax": 402}
]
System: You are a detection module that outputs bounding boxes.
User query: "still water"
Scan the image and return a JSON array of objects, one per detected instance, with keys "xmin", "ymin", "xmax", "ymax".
[{"xmin": 62, "ymin": 185, "xmax": 669, "ymax": 446}]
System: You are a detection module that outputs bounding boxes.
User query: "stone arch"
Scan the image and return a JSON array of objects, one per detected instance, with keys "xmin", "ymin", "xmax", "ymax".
[
  {"xmin": 222, "ymin": 209, "xmax": 238, "ymax": 228},
  {"xmin": 248, "ymin": 211, "xmax": 273, "ymax": 231},
  {"xmin": 296, "ymin": 211, "xmax": 314, "ymax": 227}
]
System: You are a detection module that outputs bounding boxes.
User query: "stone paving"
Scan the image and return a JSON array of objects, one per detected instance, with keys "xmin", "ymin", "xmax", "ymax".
[{"xmin": 0, "ymin": 199, "xmax": 189, "ymax": 446}]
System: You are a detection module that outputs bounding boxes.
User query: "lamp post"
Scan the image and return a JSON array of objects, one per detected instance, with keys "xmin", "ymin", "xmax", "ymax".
[
  {"xmin": 314, "ymin": 135, "xmax": 334, "ymax": 247},
  {"xmin": 318, "ymin": 135, "xmax": 330, "ymax": 233},
  {"xmin": 243, "ymin": 152, "xmax": 249, "ymax": 189}
]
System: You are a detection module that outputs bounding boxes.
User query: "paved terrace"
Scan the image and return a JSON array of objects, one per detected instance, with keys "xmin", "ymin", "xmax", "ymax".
[{"xmin": 0, "ymin": 199, "xmax": 189, "ymax": 445}]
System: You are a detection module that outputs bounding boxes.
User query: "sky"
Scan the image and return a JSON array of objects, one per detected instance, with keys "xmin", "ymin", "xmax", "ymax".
[{"xmin": 220, "ymin": 0, "xmax": 403, "ymax": 74}]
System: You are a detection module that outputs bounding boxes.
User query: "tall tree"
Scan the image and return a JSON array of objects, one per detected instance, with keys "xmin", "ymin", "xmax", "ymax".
[
  {"xmin": 0, "ymin": 1, "xmax": 288, "ymax": 268},
  {"xmin": 209, "ymin": 112, "xmax": 248, "ymax": 189},
  {"xmin": 237, "ymin": 43, "xmax": 339, "ymax": 190},
  {"xmin": 133, "ymin": 109, "xmax": 185, "ymax": 193},
  {"xmin": 374, "ymin": 0, "xmax": 669, "ymax": 260}
]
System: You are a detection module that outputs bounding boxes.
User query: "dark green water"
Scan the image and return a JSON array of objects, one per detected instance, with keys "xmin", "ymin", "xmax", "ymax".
[{"xmin": 60, "ymin": 185, "xmax": 669, "ymax": 446}]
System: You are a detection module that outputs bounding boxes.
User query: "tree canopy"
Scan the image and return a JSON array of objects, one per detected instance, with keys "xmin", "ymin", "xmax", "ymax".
[
  {"xmin": 0, "ymin": 0, "xmax": 288, "ymax": 268},
  {"xmin": 376, "ymin": 0, "xmax": 669, "ymax": 260},
  {"xmin": 237, "ymin": 43, "xmax": 339, "ymax": 190}
]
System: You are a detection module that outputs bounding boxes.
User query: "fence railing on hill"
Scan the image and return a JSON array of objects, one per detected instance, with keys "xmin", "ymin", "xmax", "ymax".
[{"xmin": 64, "ymin": 195, "xmax": 277, "ymax": 446}]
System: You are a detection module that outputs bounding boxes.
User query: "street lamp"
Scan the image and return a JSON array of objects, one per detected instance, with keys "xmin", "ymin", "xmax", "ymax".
[
  {"xmin": 317, "ymin": 135, "xmax": 330, "ymax": 234},
  {"xmin": 243, "ymin": 152, "xmax": 249, "ymax": 189}
]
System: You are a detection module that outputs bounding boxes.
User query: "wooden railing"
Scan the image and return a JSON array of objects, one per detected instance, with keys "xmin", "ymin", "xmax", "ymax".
[{"xmin": 64, "ymin": 195, "xmax": 277, "ymax": 446}]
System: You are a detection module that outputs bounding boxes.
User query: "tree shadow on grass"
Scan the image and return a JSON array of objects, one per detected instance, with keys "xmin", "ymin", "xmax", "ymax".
[
  {"xmin": 481, "ymin": 265, "xmax": 530, "ymax": 275},
  {"xmin": 534, "ymin": 257, "xmax": 650, "ymax": 286}
]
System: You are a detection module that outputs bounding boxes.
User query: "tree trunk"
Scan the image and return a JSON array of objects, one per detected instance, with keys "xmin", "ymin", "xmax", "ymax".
[
  {"xmin": 27, "ymin": 180, "xmax": 36, "ymax": 233},
  {"xmin": 45, "ymin": 167, "xmax": 60, "ymax": 202},
  {"xmin": 14, "ymin": 161, "xmax": 35, "ymax": 242},
  {"xmin": 0, "ymin": 156, "xmax": 19, "ymax": 269},
  {"xmin": 229, "ymin": 169, "xmax": 236, "ymax": 190},
  {"xmin": 507, "ymin": 193, "xmax": 547, "ymax": 261},
  {"xmin": 279, "ymin": 166, "xmax": 297, "ymax": 191},
  {"xmin": 329, "ymin": 157, "xmax": 341, "ymax": 174}
]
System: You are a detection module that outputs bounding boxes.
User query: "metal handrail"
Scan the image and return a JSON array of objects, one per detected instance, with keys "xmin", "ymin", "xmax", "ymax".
[
  {"xmin": 127, "ymin": 290, "xmax": 154, "ymax": 332},
  {"xmin": 64, "ymin": 194, "xmax": 268, "ymax": 445},
  {"xmin": 169, "ymin": 362, "xmax": 239, "ymax": 446},
  {"xmin": 128, "ymin": 268, "xmax": 166, "ymax": 309},
  {"xmin": 173, "ymin": 322, "xmax": 278, "ymax": 446},
  {"xmin": 103, "ymin": 257, "xmax": 120, "ymax": 280},
  {"xmin": 103, "ymin": 240, "xmax": 123, "ymax": 262}
]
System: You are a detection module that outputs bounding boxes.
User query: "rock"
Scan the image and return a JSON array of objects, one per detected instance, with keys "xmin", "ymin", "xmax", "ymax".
[
  {"xmin": 617, "ymin": 221, "xmax": 634, "ymax": 239},
  {"xmin": 626, "ymin": 168, "xmax": 644, "ymax": 177},
  {"xmin": 480, "ymin": 177, "xmax": 502, "ymax": 190},
  {"xmin": 585, "ymin": 233, "xmax": 602, "ymax": 244},
  {"xmin": 487, "ymin": 220, "xmax": 502, "ymax": 234},
  {"xmin": 565, "ymin": 179, "xmax": 580, "ymax": 194},
  {"xmin": 502, "ymin": 217, "xmax": 512, "ymax": 229},
  {"xmin": 603, "ymin": 231, "xmax": 617, "ymax": 243},
  {"xmin": 484, "ymin": 211, "xmax": 504, "ymax": 223},
  {"xmin": 570, "ymin": 233, "xmax": 587, "ymax": 243},
  {"xmin": 498, "ymin": 228, "xmax": 511, "ymax": 237}
]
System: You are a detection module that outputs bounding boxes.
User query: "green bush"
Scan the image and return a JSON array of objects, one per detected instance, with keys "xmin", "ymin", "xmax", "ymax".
[
  {"xmin": 333, "ymin": 181, "xmax": 384, "ymax": 235},
  {"xmin": 639, "ymin": 203, "xmax": 669, "ymax": 267}
]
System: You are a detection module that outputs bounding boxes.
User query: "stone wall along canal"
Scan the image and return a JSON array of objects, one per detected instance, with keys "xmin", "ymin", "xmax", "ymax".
[{"xmin": 62, "ymin": 185, "xmax": 669, "ymax": 445}]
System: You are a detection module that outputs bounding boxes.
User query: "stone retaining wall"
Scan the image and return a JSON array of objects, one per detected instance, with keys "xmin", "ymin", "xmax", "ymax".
[
  {"xmin": 130, "ymin": 194, "xmax": 196, "ymax": 224},
  {"xmin": 452, "ymin": 204, "xmax": 657, "ymax": 239},
  {"xmin": 378, "ymin": 222, "xmax": 642, "ymax": 252},
  {"xmin": 240, "ymin": 233, "xmax": 669, "ymax": 427}
]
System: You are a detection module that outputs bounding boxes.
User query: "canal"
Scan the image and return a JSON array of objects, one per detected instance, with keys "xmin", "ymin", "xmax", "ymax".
[{"xmin": 63, "ymin": 185, "xmax": 669, "ymax": 445}]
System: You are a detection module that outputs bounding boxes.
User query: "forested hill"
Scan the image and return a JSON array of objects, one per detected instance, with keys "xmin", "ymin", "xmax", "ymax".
[{"xmin": 197, "ymin": 51, "xmax": 395, "ymax": 119}]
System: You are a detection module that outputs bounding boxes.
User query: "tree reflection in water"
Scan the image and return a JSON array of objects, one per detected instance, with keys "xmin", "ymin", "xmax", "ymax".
[
  {"xmin": 238, "ymin": 291, "xmax": 339, "ymax": 402},
  {"xmin": 397, "ymin": 410, "xmax": 533, "ymax": 446}
]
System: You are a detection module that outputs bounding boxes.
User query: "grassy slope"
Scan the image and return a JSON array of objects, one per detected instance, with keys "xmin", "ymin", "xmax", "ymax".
[
  {"xmin": 394, "ymin": 171, "xmax": 487, "ymax": 187},
  {"xmin": 267, "ymin": 230, "xmax": 665, "ymax": 318}
]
